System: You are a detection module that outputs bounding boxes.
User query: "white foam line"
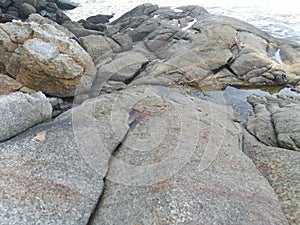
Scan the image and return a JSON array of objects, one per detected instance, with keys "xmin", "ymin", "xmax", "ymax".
[{"xmin": 181, "ymin": 19, "xmax": 197, "ymax": 31}]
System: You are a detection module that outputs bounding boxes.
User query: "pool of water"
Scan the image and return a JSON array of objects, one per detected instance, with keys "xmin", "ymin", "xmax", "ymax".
[{"xmin": 191, "ymin": 86, "xmax": 300, "ymax": 123}]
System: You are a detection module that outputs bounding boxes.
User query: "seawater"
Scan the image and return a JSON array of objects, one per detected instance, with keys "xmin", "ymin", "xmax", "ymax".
[{"xmin": 65, "ymin": 0, "xmax": 300, "ymax": 43}]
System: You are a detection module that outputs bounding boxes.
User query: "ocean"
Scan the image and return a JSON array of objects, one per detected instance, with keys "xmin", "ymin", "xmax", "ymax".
[{"xmin": 65, "ymin": 0, "xmax": 300, "ymax": 43}]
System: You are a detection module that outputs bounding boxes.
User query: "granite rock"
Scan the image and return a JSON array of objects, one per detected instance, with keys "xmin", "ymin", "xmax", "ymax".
[{"xmin": 0, "ymin": 91, "xmax": 52, "ymax": 142}]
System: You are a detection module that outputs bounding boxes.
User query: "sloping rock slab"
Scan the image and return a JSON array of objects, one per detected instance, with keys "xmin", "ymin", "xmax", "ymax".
[
  {"xmin": 244, "ymin": 130, "xmax": 300, "ymax": 225},
  {"xmin": 88, "ymin": 86, "xmax": 288, "ymax": 225},
  {"xmin": 0, "ymin": 92, "xmax": 129, "ymax": 224}
]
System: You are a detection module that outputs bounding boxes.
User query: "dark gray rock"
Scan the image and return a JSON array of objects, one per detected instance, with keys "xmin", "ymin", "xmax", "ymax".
[
  {"xmin": 0, "ymin": 91, "xmax": 52, "ymax": 142},
  {"xmin": 5, "ymin": 9, "xmax": 18, "ymax": 18},
  {"xmin": 19, "ymin": 2, "xmax": 36, "ymax": 19},
  {"xmin": 45, "ymin": 1, "xmax": 58, "ymax": 13},
  {"xmin": 112, "ymin": 3, "xmax": 159, "ymax": 25},
  {"xmin": 62, "ymin": 20, "xmax": 104, "ymax": 38},
  {"xmin": 55, "ymin": 0, "xmax": 77, "ymax": 10},
  {"xmin": 12, "ymin": 0, "xmax": 38, "ymax": 8},
  {"xmin": 81, "ymin": 19, "xmax": 106, "ymax": 32},
  {"xmin": 43, "ymin": 8, "xmax": 71, "ymax": 25},
  {"xmin": 0, "ymin": 0, "xmax": 11, "ymax": 8},
  {"xmin": 0, "ymin": 12, "xmax": 17, "ymax": 22},
  {"xmin": 86, "ymin": 14, "xmax": 110, "ymax": 24}
]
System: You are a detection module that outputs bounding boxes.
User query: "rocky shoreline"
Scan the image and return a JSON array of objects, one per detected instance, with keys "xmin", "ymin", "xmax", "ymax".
[{"xmin": 0, "ymin": 2, "xmax": 299, "ymax": 225}]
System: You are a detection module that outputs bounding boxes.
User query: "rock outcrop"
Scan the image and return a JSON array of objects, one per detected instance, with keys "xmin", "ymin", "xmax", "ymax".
[
  {"xmin": 0, "ymin": 85, "xmax": 289, "ymax": 224},
  {"xmin": 1, "ymin": 3, "xmax": 300, "ymax": 225},
  {"xmin": 82, "ymin": 4, "xmax": 300, "ymax": 98},
  {"xmin": 0, "ymin": 14, "xmax": 96, "ymax": 97},
  {"xmin": 244, "ymin": 94, "xmax": 300, "ymax": 224},
  {"xmin": 0, "ymin": 91, "xmax": 52, "ymax": 142},
  {"xmin": 247, "ymin": 94, "xmax": 300, "ymax": 150}
]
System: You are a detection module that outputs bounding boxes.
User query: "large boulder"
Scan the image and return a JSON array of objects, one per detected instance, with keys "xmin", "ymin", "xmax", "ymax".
[
  {"xmin": 0, "ymin": 14, "xmax": 96, "ymax": 97},
  {"xmin": 0, "ymin": 91, "xmax": 52, "ymax": 142},
  {"xmin": 19, "ymin": 2, "xmax": 36, "ymax": 19},
  {"xmin": 0, "ymin": 84, "xmax": 290, "ymax": 224},
  {"xmin": 0, "ymin": 0, "xmax": 11, "ymax": 8}
]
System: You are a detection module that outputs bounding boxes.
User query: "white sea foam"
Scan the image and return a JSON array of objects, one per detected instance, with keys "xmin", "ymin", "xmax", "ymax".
[
  {"xmin": 170, "ymin": 6, "xmax": 183, "ymax": 13},
  {"xmin": 181, "ymin": 19, "xmax": 197, "ymax": 31},
  {"xmin": 273, "ymin": 49, "xmax": 284, "ymax": 65}
]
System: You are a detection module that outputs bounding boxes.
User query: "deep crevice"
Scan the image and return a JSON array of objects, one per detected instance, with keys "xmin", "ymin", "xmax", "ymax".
[
  {"xmin": 124, "ymin": 61, "xmax": 150, "ymax": 84},
  {"xmin": 86, "ymin": 128, "xmax": 130, "ymax": 224},
  {"xmin": 211, "ymin": 62, "xmax": 238, "ymax": 77},
  {"xmin": 86, "ymin": 177, "xmax": 107, "ymax": 225}
]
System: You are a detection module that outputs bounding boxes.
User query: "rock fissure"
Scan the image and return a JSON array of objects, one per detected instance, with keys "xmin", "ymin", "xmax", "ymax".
[{"xmin": 124, "ymin": 61, "xmax": 150, "ymax": 84}]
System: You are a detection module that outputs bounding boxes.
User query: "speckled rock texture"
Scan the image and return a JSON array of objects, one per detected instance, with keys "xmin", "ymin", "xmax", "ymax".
[
  {"xmin": 245, "ymin": 95, "xmax": 300, "ymax": 224},
  {"xmin": 88, "ymin": 86, "xmax": 288, "ymax": 225},
  {"xmin": 0, "ymin": 91, "xmax": 52, "ymax": 142},
  {"xmin": 0, "ymin": 91, "xmax": 129, "ymax": 225},
  {"xmin": 0, "ymin": 14, "xmax": 96, "ymax": 97}
]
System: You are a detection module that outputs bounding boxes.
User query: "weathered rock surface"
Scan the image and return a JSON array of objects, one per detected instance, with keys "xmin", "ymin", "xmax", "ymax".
[
  {"xmin": 79, "ymin": 34, "xmax": 119, "ymax": 59},
  {"xmin": 62, "ymin": 20, "xmax": 104, "ymax": 38},
  {"xmin": 0, "ymin": 73, "xmax": 23, "ymax": 94},
  {"xmin": 87, "ymin": 85, "xmax": 288, "ymax": 225},
  {"xmin": 0, "ymin": 84, "xmax": 291, "ymax": 224},
  {"xmin": 86, "ymin": 3, "xmax": 300, "ymax": 97},
  {"xmin": 0, "ymin": 14, "xmax": 96, "ymax": 97},
  {"xmin": 245, "ymin": 94, "xmax": 300, "ymax": 224},
  {"xmin": 247, "ymin": 94, "xmax": 300, "ymax": 151},
  {"xmin": 244, "ymin": 131, "xmax": 300, "ymax": 225},
  {"xmin": 0, "ymin": 91, "xmax": 129, "ymax": 224},
  {"xmin": 1, "ymin": 4, "xmax": 299, "ymax": 224},
  {"xmin": 0, "ymin": 91, "xmax": 52, "ymax": 142}
]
